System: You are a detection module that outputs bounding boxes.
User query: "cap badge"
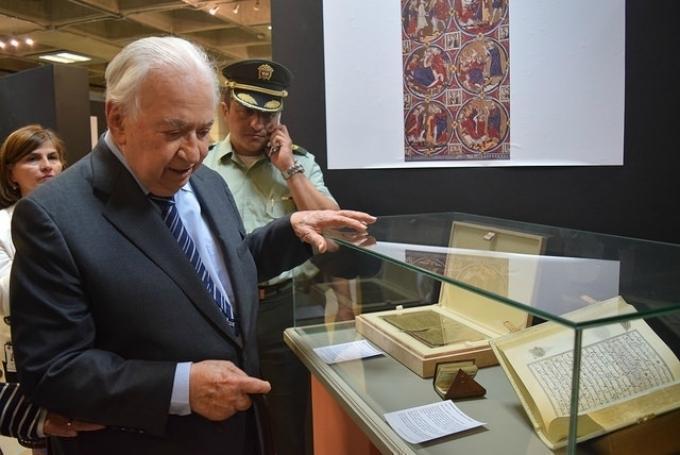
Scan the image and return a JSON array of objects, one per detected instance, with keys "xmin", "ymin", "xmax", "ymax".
[
  {"xmin": 264, "ymin": 100, "xmax": 281, "ymax": 110},
  {"xmin": 257, "ymin": 64, "xmax": 274, "ymax": 81}
]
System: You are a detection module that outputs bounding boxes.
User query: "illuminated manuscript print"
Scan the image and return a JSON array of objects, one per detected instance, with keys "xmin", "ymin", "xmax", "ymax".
[
  {"xmin": 405, "ymin": 250, "xmax": 447, "ymax": 275},
  {"xmin": 402, "ymin": 0, "xmax": 510, "ymax": 161}
]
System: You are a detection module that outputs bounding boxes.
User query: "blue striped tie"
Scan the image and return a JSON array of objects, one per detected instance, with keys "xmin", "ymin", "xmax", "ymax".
[{"xmin": 150, "ymin": 195, "xmax": 236, "ymax": 327}]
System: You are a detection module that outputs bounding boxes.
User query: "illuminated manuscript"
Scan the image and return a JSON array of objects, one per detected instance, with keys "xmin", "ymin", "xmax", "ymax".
[{"xmin": 402, "ymin": 0, "xmax": 510, "ymax": 161}]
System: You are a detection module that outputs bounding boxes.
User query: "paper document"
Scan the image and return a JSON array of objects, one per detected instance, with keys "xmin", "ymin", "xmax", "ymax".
[
  {"xmin": 314, "ymin": 340, "xmax": 383, "ymax": 364},
  {"xmin": 384, "ymin": 400, "xmax": 485, "ymax": 444}
]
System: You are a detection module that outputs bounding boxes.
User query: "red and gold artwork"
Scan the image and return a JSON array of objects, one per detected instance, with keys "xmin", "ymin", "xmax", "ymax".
[{"xmin": 403, "ymin": 0, "xmax": 510, "ymax": 161}]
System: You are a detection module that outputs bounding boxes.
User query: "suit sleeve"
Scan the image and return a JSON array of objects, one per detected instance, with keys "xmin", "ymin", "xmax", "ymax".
[
  {"xmin": 10, "ymin": 198, "xmax": 176, "ymax": 436},
  {"xmin": 246, "ymin": 216, "xmax": 312, "ymax": 282}
]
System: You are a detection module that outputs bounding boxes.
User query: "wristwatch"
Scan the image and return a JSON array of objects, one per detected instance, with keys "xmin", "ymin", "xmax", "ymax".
[{"xmin": 281, "ymin": 160, "xmax": 305, "ymax": 180}]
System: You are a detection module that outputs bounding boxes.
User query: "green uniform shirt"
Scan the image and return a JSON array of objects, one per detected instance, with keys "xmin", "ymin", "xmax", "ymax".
[{"xmin": 204, "ymin": 135, "xmax": 336, "ymax": 283}]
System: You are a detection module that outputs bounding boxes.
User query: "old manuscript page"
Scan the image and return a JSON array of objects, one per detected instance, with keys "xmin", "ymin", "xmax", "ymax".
[
  {"xmin": 501, "ymin": 298, "xmax": 680, "ymax": 442},
  {"xmin": 381, "ymin": 310, "xmax": 488, "ymax": 348}
]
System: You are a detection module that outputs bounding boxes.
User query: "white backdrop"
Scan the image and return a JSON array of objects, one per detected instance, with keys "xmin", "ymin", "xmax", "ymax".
[{"xmin": 323, "ymin": 1, "xmax": 625, "ymax": 169}]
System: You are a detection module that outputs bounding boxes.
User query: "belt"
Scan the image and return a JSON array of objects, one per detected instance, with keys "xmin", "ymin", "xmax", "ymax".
[{"xmin": 258, "ymin": 279, "xmax": 293, "ymax": 300}]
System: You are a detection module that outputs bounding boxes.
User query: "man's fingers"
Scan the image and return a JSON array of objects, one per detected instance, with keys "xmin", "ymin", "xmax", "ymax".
[
  {"xmin": 45, "ymin": 413, "xmax": 106, "ymax": 438},
  {"xmin": 300, "ymin": 230, "xmax": 329, "ymax": 253},
  {"xmin": 239, "ymin": 377, "xmax": 271, "ymax": 395},
  {"xmin": 316, "ymin": 217, "xmax": 370, "ymax": 236},
  {"xmin": 291, "ymin": 210, "xmax": 376, "ymax": 254},
  {"xmin": 336, "ymin": 210, "xmax": 377, "ymax": 225},
  {"xmin": 70, "ymin": 421, "xmax": 106, "ymax": 432}
]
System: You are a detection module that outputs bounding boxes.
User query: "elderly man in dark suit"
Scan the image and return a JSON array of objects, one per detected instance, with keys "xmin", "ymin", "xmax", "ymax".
[{"xmin": 9, "ymin": 36, "xmax": 373, "ymax": 455}]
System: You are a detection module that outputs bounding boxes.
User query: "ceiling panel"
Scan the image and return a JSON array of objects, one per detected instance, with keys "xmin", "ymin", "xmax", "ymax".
[{"xmin": 0, "ymin": 0, "xmax": 272, "ymax": 94}]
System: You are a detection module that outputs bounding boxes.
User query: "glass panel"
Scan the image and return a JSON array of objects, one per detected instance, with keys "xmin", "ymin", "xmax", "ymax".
[
  {"xmin": 323, "ymin": 212, "xmax": 680, "ymax": 327},
  {"xmin": 289, "ymin": 212, "xmax": 680, "ymax": 454}
]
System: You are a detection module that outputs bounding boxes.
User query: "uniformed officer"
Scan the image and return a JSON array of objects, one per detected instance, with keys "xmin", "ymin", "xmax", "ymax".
[{"xmin": 204, "ymin": 59, "xmax": 338, "ymax": 455}]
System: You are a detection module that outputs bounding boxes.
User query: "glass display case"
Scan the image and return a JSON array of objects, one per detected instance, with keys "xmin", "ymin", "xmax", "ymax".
[{"xmin": 285, "ymin": 212, "xmax": 680, "ymax": 455}]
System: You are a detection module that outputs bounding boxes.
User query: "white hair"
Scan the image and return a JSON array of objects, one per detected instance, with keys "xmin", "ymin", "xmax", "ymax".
[{"xmin": 105, "ymin": 36, "xmax": 219, "ymax": 117}]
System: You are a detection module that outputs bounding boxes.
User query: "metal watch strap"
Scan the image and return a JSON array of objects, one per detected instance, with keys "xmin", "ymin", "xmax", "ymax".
[{"xmin": 281, "ymin": 160, "xmax": 304, "ymax": 180}]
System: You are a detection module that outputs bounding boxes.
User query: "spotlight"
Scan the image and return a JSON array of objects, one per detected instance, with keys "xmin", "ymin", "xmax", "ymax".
[
  {"xmin": 10, "ymin": 39, "xmax": 19, "ymax": 48},
  {"xmin": 0, "ymin": 41, "xmax": 5, "ymax": 49},
  {"xmin": 25, "ymin": 37, "xmax": 34, "ymax": 46},
  {"xmin": 208, "ymin": 5, "xmax": 220, "ymax": 15},
  {"xmin": 253, "ymin": 0, "xmax": 260, "ymax": 11},
  {"xmin": 232, "ymin": 3, "xmax": 240, "ymax": 14}
]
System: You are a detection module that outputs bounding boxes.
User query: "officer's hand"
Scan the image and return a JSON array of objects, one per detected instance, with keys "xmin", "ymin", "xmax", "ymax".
[
  {"xmin": 44, "ymin": 413, "xmax": 105, "ymax": 437},
  {"xmin": 189, "ymin": 360, "xmax": 271, "ymax": 421},
  {"xmin": 291, "ymin": 210, "xmax": 376, "ymax": 254},
  {"xmin": 266, "ymin": 124, "xmax": 294, "ymax": 171}
]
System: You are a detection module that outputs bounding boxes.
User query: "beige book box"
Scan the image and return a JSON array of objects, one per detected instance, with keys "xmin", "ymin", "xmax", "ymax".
[{"xmin": 355, "ymin": 222, "xmax": 545, "ymax": 378}]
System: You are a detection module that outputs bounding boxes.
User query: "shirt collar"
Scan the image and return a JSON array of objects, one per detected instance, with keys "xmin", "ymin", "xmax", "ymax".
[{"xmin": 219, "ymin": 134, "xmax": 266, "ymax": 168}]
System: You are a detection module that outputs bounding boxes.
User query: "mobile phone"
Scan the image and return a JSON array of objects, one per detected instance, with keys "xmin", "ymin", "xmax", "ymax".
[{"xmin": 266, "ymin": 112, "xmax": 283, "ymax": 158}]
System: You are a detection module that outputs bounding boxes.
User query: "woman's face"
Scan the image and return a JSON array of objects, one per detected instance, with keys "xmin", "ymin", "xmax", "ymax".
[{"xmin": 10, "ymin": 141, "xmax": 64, "ymax": 197}]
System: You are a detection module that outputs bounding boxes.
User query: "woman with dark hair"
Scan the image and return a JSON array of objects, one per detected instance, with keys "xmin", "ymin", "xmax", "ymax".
[{"xmin": 0, "ymin": 125, "xmax": 101, "ymax": 452}]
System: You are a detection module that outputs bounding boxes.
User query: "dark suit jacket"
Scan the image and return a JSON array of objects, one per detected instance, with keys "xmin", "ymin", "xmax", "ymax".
[{"xmin": 9, "ymin": 139, "xmax": 311, "ymax": 454}]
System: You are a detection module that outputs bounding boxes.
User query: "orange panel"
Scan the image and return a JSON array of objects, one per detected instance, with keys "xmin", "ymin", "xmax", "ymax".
[{"xmin": 311, "ymin": 376, "xmax": 380, "ymax": 455}]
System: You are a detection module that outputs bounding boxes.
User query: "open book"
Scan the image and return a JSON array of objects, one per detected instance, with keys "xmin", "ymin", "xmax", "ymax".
[{"xmin": 491, "ymin": 296, "xmax": 680, "ymax": 449}]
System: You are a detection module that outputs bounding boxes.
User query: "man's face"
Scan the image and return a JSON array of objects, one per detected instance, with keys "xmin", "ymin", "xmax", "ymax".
[
  {"xmin": 221, "ymin": 98, "xmax": 279, "ymax": 156},
  {"xmin": 108, "ymin": 70, "xmax": 215, "ymax": 196}
]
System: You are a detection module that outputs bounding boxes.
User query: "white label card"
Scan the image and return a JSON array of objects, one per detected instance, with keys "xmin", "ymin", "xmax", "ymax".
[
  {"xmin": 313, "ymin": 340, "xmax": 383, "ymax": 364},
  {"xmin": 384, "ymin": 400, "xmax": 485, "ymax": 444}
]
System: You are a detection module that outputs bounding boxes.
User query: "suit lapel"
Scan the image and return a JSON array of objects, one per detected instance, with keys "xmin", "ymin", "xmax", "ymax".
[
  {"xmin": 91, "ymin": 141, "xmax": 241, "ymax": 346},
  {"xmin": 190, "ymin": 167, "xmax": 254, "ymax": 344}
]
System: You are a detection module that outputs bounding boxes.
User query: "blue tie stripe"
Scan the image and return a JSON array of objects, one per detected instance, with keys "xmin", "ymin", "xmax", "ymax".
[{"xmin": 150, "ymin": 195, "xmax": 236, "ymax": 327}]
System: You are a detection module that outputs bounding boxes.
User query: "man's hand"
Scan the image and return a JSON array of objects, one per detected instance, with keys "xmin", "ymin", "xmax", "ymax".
[
  {"xmin": 189, "ymin": 360, "xmax": 271, "ymax": 421},
  {"xmin": 266, "ymin": 123, "xmax": 295, "ymax": 171},
  {"xmin": 290, "ymin": 210, "xmax": 377, "ymax": 254},
  {"xmin": 44, "ymin": 413, "xmax": 104, "ymax": 437}
]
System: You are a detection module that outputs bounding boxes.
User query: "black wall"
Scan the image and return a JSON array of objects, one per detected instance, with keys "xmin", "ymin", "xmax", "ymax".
[
  {"xmin": 0, "ymin": 64, "xmax": 91, "ymax": 165},
  {"xmin": 272, "ymin": 0, "xmax": 680, "ymax": 244}
]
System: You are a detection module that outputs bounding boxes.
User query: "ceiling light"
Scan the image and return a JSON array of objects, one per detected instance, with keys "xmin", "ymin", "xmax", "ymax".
[
  {"xmin": 56, "ymin": 52, "xmax": 91, "ymax": 62},
  {"xmin": 267, "ymin": 25, "xmax": 272, "ymax": 30},
  {"xmin": 0, "ymin": 41, "xmax": 5, "ymax": 49},
  {"xmin": 39, "ymin": 52, "xmax": 91, "ymax": 64},
  {"xmin": 10, "ymin": 39, "xmax": 19, "ymax": 48},
  {"xmin": 253, "ymin": 0, "xmax": 260, "ymax": 11},
  {"xmin": 232, "ymin": 3, "xmax": 240, "ymax": 14},
  {"xmin": 39, "ymin": 55, "xmax": 72, "ymax": 64},
  {"xmin": 208, "ymin": 5, "xmax": 220, "ymax": 15},
  {"xmin": 25, "ymin": 37, "xmax": 34, "ymax": 46}
]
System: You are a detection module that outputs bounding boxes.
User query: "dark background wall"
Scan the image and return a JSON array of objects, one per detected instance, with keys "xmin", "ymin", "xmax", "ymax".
[
  {"xmin": 272, "ymin": 0, "xmax": 680, "ymax": 244},
  {"xmin": 0, "ymin": 65, "xmax": 91, "ymax": 165}
]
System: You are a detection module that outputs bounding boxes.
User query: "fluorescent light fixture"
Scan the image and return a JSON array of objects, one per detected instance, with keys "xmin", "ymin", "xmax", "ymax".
[
  {"xmin": 57, "ymin": 52, "xmax": 91, "ymax": 62},
  {"xmin": 39, "ymin": 55, "xmax": 72, "ymax": 63},
  {"xmin": 208, "ymin": 5, "xmax": 220, "ymax": 15},
  {"xmin": 39, "ymin": 52, "xmax": 92, "ymax": 64}
]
